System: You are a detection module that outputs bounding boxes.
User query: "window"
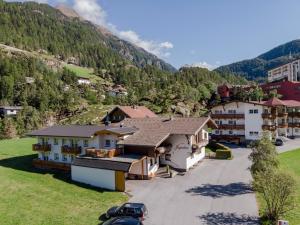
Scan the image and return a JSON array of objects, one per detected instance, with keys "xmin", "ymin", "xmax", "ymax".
[
  {"xmin": 83, "ymin": 140, "xmax": 89, "ymax": 147},
  {"xmin": 105, "ymin": 140, "xmax": 111, "ymax": 147},
  {"xmin": 228, "ymin": 120, "xmax": 236, "ymax": 125},
  {"xmin": 62, "ymin": 139, "xmax": 65, "ymax": 145},
  {"xmin": 62, "ymin": 154, "xmax": 68, "ymax": 162},
  {"xmin": 215, "ymin": 130, "xmax": 219, "ymax": 134},
  {"xmin": 54, "ymin": 153, "xmax": 59, "ymax": 161},
  {"xmin": 220, "ymin": 130, "xmax": 223, "ymax": 135},
  {"xmin": 253, "ymin": 109, "xmax": 258, "ymax": 114},
  {"xmin": 54, "ymin": 138, "xmax": 58, "ymax": 145},
  {"xmin": 249, "ymin": 109, "xmax": 254, "ymax": 114},
  {"xmin": 228, "ymin": 110, "xmax": 236, "ymax": 114},
  {"xmin": 215, "ymin": 110, "xmax": 222, "ymax": 114},
  {"xmin": 229, "ymin": 130, "xmax": 233, "ymax": 135}
]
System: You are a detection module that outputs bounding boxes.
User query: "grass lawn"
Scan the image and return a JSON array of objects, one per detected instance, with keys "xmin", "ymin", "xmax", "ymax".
[
  {"xmin": 0, "ymin": 138, "xmax": 127, "ymax": 225},
  {"xmin": 257, "ymin": 149, "xmax": 300, "ymax": 224},
  {"xmin": 64, "ymin": 64, "xmax": 94, "ymax": 79}
]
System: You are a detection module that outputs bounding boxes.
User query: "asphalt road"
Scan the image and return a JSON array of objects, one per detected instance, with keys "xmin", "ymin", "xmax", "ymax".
[
  {"xmin": 277, "ymin": 138, "xmax": 300, "ymax": 153},
  {"xmin": 127, "ymin": 148, "xmax": 259, "ymax": 225}
]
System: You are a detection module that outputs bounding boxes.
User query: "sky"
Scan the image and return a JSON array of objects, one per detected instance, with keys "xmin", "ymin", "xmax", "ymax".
[{"xmin": 8, "ymin": 0, "xmax": 300, "ymax": 69}]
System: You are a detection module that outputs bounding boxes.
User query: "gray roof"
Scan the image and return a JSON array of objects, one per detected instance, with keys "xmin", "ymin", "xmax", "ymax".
[
  {"xmin": 73, "ymin": 154, "xmax": 144, "ymax": 171},
  {"xmin": 28, "ymin": 125, "xmax": 137, "ymax": 138}
]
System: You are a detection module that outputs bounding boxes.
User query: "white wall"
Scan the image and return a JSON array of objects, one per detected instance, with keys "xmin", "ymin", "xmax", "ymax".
[
  {"xmin": 244, "ymin": 104, "xmax": 264, "ymax": 140},
  {"xmin": 160, "ymin": 134, "xmax": 205, "ymax": 171},
  {"xmin": 71, "ymin": 165, "xmax": 116, "ymax": 190},
  {"xmin": 186, "ymin": 147, "xmax": 205, "ymax": 170}
]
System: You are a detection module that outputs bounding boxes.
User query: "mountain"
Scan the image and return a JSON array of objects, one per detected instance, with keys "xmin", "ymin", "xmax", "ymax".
[
  {"xmin": 0, "ymin": 1, "xmax": 176, "ymax": 72},
  {"xmin": 215, "ymin": 40, "xmax": 300, "ymax": 81}
]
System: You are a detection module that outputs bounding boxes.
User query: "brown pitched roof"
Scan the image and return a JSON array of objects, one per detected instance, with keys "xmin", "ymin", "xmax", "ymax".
[
  {"xmin": 28, "ymin": 125, "xmax": 137, "ymax": 138},
  {"xmin": 105, "ymin": 106, "xmax": 158, "ymax": 120},
  {"xmin": 119, "ymin": 117, "xmax": 215, "ymax": 147}
]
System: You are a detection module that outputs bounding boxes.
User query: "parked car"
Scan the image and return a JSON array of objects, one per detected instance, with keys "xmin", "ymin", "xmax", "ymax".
[
  {"xmin": 274, "ymin": 138, "xmax": 284, "ymax": 146},
  {"xmin": 103, "ymin": 217, "xmax": 143, "ymax": 225},
  {"xmin": 106, "ymin": 203, "xmax": 148, "ymax": 220}
]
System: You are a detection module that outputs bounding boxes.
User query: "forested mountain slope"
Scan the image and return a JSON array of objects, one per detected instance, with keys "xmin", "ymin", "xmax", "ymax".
[
  {"xmin": 216, "ymin": 39, "xmax": 300, "ymax": 81},
  {"xmin": 0, "ymin": 1, "xmax": 175, "ymax": 72}
]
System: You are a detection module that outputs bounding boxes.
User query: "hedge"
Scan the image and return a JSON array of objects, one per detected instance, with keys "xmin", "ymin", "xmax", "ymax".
[
  {"xmin": 216, "ymin": 149, "xmax": 232, "ymax": 159},
  {"xmin": 207, "ymin": 141, "xmax": 230, "ymax": 152}
]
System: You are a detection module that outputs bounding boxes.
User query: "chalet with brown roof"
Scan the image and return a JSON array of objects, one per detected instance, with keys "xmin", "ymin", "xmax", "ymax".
[
  {"xmin": 102, "ymin": 105, "xmax": 158, "ymax": 123},
  {"xmin": 28, "ymin": 116, "xmax": 216, "ymax": 191}
]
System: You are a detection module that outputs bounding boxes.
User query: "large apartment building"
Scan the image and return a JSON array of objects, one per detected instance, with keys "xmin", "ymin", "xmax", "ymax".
[
  {"xmin": 210, "ymin": 97, "xmax": 300, "ymax": 144},
  {"xmin": 268, "ymin": 59, "xmax": 300, "ymax": 82}
]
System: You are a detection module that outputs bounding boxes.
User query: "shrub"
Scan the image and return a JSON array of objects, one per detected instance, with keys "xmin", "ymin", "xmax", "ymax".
[
  {"xmin": 216, "ymin": 149, "xmax": 232, "ymax": 159},
  {"xmin": 207, "ymin": 141, "xmax": 230, "ymax": 152}
]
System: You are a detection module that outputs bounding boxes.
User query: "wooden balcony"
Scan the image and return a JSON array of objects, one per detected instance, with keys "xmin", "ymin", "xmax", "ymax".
[
  {"xmin": 288, "ymin": 123, "xmax": 300, "ymax": 128},
  {"xmin": 32, "ymin": 144, "xmax": 51, "ymax": 152},
  {"xmin": 261, "ymin": 113, "xmax": 277, "ymax": 119},
  {"xmin": 85, "ymin": 148, "xmax": 121, "ymax": 158},
  {"xmin": 32, "ymin": 159, "xmax": 70, "ymax": 171},
  {"xmin": 262, "ymin": 124, "xmax": 277, "ymax": 131},
  {"xmin": 278, "ymin": 112, "xmax": 288, "ymax": 117},
  {"xmin": 210, "ymin": 134, "xmax": 244, "ymax": 141},
  {"xmin": 61, "ymin": 146, "xmax": 82, "ymax": 155},
  {"xmin": 218, "ymin": 124, "xmax": 245, "ymax": 130},
  {"xmin": 278, "ymin": 123, "xmax": 288, "ymax": 128},
  {"xmin": 288, "ymin": 112, "xmax": 300, "ymax": 118},
  {"xmin": 211, "ymin": 114, "xmax": 244, "ymax": 119}
]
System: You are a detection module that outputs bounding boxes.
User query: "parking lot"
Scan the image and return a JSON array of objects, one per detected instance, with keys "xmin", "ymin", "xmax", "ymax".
[{"xmin": 126, "ymin": 147, "xmax": 259, "ymax": 225}]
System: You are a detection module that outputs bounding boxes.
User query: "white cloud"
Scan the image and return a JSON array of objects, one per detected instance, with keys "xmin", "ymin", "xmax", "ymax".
[
  {"xmin": 71, "ymin": 0, "xmax": 173, "ymax": 58},
  {"xmin": 73, "ymin": 0, "xmax": 107, "ymax": 26},
  {"xmin": 185, "ymin": 62, "xmax": 216, "ymax": 70}
]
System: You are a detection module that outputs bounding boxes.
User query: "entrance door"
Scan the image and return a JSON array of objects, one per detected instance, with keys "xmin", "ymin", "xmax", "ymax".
[{"xmin": 115, "ymin": 171, "xmax": 125, "ymax": 192}]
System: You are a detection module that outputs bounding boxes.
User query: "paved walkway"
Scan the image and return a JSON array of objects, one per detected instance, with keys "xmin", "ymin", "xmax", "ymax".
[{"xmin": 127, "ymin": 148, "xmax": 259, "ymax": 225}]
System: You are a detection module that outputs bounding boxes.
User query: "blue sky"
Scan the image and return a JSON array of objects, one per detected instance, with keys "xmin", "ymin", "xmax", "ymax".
[{"xmin": 17, "ymin": 0, "xmax": 300, "ymax": 68}]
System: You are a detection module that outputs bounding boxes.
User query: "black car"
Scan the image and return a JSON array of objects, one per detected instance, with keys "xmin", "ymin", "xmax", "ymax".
[
  {"xmin": 103, "ymin": 217, "xmax": 143, "ymax": 225},
  {"xmin": 106, "ymin": 203, "xmax": 147, "ymax": 220},
  {"xmin": 274, "ymin": 138, "xmax": 284, "ymax": 146}
]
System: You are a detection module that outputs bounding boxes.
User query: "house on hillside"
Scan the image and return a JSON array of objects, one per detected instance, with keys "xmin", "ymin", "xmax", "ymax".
[
  {"xmin": 28, "ymin": 117, "xmax": 216, "ymax": 191},
  {"xmin": 102, "ymin": 105, "xmax": 158, "ymax": 123},
  {"xmin": 107, "ymin": 84, "xmax": 128, "ymax": 97},
  {"xmin": 210, "ymin": 97, "xmax": 300, "ymax": 144},
  {"xmin": 77, "ymin": 77, "xmax": 91, "ymax": 85},
  {"xmin": 0, "ymin": 106, "xmax": 23, "ymax": 118}
]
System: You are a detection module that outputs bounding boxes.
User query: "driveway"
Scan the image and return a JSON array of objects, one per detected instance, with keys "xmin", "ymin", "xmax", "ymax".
[
  {"xmin": 277, "ymin": 138, "xmax": 300, "ymax": 153},
  {"xmin": 126, "ymin": 148, "xmax": 259, "ymax": 225}
]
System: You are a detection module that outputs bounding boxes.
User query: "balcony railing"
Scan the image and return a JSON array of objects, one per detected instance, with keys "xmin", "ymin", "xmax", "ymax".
[
  {"xmin": 278, "ymin": 112, "xmax": 288, "ymax": 117},
  {"xmin": 32, "ymin": 159, "xmax": 71, "ymax": 171},
  {"xmin": 210, "ymin": 134, "xmax": 244, "ymax": 141},
  {"xmin": 262, "ymin": 124, "xmax": 277, "ymax": 131},
  {"xmin": 262, "ymin": 113, "xmax": 277, "ymax": 119},
  {"xmin": 211, "ymin": 114, "xmax": 244, "ymax": 119},
  {"xmin": 61, "ymin": 146, "xmax": 82, "ymax": 155},
  {"xmin": 288, "ymin": 112, "xmax": 300, "ymax": 118},
  {"xmin": 278, "ymin": 123, "xmax": 288, "ymax": 128},
  {"xmin": 288, "ymin": 123, "xmax": 300, "ymax": 128},
  {"xmin": 85, "ymin": 148, "xmax": 121, "ymax": 158},
  {"xmin": 32, "ymin": 144, "xmax": 51, "ymax": 152},
  {"xmin": 218, "ymin": 124, "xmax": 245, "ymax": 130}
]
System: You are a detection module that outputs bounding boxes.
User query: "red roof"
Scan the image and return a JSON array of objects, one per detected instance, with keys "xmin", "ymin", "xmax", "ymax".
[
  {"xmin": 262, "ymin": 97, "xmax": 287, "ymax": 107},
  {"xmin": 117, "ymin": 106, "xmax": 158, "ymax": 118}
]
